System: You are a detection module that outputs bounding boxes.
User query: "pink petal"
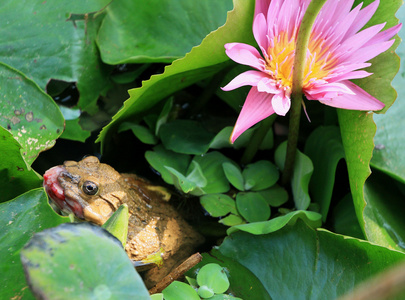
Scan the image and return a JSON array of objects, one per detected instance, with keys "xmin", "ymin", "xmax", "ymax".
[
  {"xmin": 254, "ymin": 0, "xmax": 271, "ymax": 18},
  {"xmin": 344, "ymin": 0, "xmax": 379, "ymax": 39},
  {"xmin": 321, "ymin": 3, "xmax": 362, "ymax": 47},
  {"xmin": 305, "ymin": 82, "xmax": 355, "ymax": 101},
  {"xmin": 329, "ymin": 70, "xmax": 372, "ymax": 82},
  {"xmin": 271, "ymin": 91, "xmax": 291, "ymax": 115},
  {"xmin": 253, "ymin": 13, "xmax": 268, "ymax": 53},
  {"xmin": 344, "ymin": 40, "xmax": 395, "ymax": 64},
  {"xmin": 339, "ymin": 23, "xmax": 386, "ymax": 54},
  {"xmin": 221, "ymin": 70, "xmax": 269, "ymax": 91},
  {"xmin": 224, "ymin": 43, "xmax": 265, "ymax": 71},
  {"xmin": 318, "ymin": 81, "xmax": 385, "ymax": 111},
  {"xmin": 363, "ymin": 23, "xmax": 402, "ymax": 47},
  {"xmin": 231, "ymin": 87, "xmax": 276, "ymax": 143},
  {"xmin": 257, "ymin": 77, "xmax": 279, "ymax": 94}
]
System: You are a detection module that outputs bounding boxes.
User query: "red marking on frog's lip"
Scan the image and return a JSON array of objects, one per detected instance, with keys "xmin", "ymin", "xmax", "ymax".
[{"xmin": 43, "ymin": 166, "xmax": 84, "ymax": 219}]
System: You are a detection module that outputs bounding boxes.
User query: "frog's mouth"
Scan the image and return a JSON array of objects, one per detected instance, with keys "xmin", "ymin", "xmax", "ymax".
[{"xmin": 43, "ymin": 166, "xmax": 84, "ymax": 219}]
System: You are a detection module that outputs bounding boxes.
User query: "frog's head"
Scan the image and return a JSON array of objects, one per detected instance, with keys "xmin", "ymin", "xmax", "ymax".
[{"xmin": 43, "ymin": 156, "xmax": 127, "ymax": 225}]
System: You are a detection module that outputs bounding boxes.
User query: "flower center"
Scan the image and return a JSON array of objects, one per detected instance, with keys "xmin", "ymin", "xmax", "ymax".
[{"xmin": 265, "ymin": 31, "xmax": 337, "ymax": 90}]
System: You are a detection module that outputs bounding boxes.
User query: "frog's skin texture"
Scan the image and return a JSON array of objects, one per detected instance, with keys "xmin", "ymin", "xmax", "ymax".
[{"xmin": 43, "ymin": 156, "xmax": 203, "ymax": 287}]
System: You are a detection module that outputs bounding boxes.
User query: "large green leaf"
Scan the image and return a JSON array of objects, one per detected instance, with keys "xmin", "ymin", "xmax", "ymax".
[
  {"xmin": 97, "ymin": 0, "xmax": 256, "ymax": 150},
  {"xmin": 338, "ymin": 0, "xmax": 402, "ymax": 238},
  {"xmin": 331, "ymin": 194, "xmax": 365, "ymax": 240},
  {"xmin": 20, "ymin": 223, "xmax": 150, "ymax": 300},
  {"xmin": 0, "ymin": 188, "xmax": 68, "ymax": 300},
  {"xmin": 0, "ymin": 0, "xmax": 111, "ymax": 114},
  {"xmin": 97, "ymin": 0, "xmax": 233, "ymax": 64},
  {"xmin": 220, "ymin": 220, "xmax": 405, "ymax": 300},
  {"xmin": 371, "ymin": 4, "xmax": 405, "ymax": 184},
  {"xmin": 0, "ymin": 63, "xmax": 64, "ymax": 166},
  {"xmin": 304, "ymin": 126, "xmax": 345, "ymax": 221},
  {"xmin": 363, "ymin": 172, "xmax": 405, "ymax": 252},
  {"xmin": 0, "ymin": 126, "xmax": 42, "ymax": 202}
]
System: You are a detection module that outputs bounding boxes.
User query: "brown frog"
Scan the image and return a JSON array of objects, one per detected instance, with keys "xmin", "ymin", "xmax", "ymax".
[{"xmin": 43, "ymin": 156, "xmax": 203, "ymax": 288}]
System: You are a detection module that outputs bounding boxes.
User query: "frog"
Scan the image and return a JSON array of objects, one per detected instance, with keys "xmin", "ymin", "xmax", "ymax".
[{"xmin": 43, "ymin": 156, "xmax": 204, "ymax": 288}]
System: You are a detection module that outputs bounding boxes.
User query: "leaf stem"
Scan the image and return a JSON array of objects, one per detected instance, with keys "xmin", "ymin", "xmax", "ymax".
[
  {"xmin": 281, "ymin": 0, "xmax": 328, "ymax": 185},
  {"xmin": 241, "ymin": 114, "xmax": 276, "ymax": 165}
]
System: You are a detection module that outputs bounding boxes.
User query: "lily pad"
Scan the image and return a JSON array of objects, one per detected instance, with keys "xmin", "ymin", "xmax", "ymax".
[
  {"xmin": 371, "ymin": 2, "xmax": 405, "ymax": 184},
  {"xmin": 363, "ymin": 172, "xmax": 405, "ymax": 251},
  {"xmin": 337, "ymin": 0, "xmax": 402, "ymax": 241},
  {"xmin": 98, "ymin": 0, "xmax": 233, "ymax": 63},
  {"xmin": 20, "ymin": 222, "xmax": 150, "ymax": 300},
  {"xmin": 0, "ymin": 188, "xmax": 68, "ymax": 300},
  {"xmin": 220, "ymin": 220, "xmax": 405, "ymax": 299},
  {"xmin": 0, "ymin": 1, "xmax": 111, "ymax": 114},
  {"xmin": 0, "ymin": 126, "xmax": 42, "ymax": 202},
  {"xmin": 0, "ymin": 63, "xmax": 64, "ymax": 166}
]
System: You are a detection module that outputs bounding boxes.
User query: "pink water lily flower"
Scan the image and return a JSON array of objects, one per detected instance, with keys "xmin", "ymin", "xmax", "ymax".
[{"xmin": 223, "ymin": 0, "xmax": 401, "ymax": 142}]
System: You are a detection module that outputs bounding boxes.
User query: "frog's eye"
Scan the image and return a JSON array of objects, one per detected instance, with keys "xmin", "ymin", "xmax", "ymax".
[{"xmin": 82, "ymin": 181, "xmax": 99, "ymax": 195}]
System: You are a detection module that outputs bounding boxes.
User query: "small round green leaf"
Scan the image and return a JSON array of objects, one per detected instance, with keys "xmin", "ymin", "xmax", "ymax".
[
  {"xmin": 223, "ymin": 162, "xmax": 244, "ymax": 191},
  {"xmin": 163, "ymin": 281, "xmax": 200, "ymax": 300},
  {"xmin": 191, "ymin": 152, "xmax": 233, "ymax": 194},
  {"xmin": 119, "ymin": 122, "xmax": 158, "ymax": 145},
  {"xmin": 145, "ymin": 145, "xmax": 191, "ymax": 185},
  {"xmin": 197, "ymin": 263, "xmax": 230, "ymax": 294},
  {"xmin": 198, "ymin": 285, "xmax": 215, "ymax": 298},
  {"xmin": 150, "ymin": 293, "xmax": 164, "ymax": 300},
  {"xmin": 236, "ymin": 192, "xmax": 271, "ymax": 223},
  {"xmin": 186, "ymin": 161, "xmax": 208, "ymax": 192},
  {"xmin": 219, "ymin": 214, "xmax": 245, "ymax": 227},
  {"xmin": 166, "ymin": 166, "xmax": 199, "ymax": 194},
  {"xmin": 160, "ymin": 120, "xmax": 215, "ymax": 155},
  {"xmin": 242, "ymin": 161, "xmax": 279, "ymax": 191},
  {"xmin": 20, "ymin": 223, "xmax": 150, "ymax": 300},
  {"xmin": 255, "ymin": 185, "xmax": 289, "ymax": 207},
  {"xmin": 200, "ymin": 194, "xmax": 237, "ymax": 217}
]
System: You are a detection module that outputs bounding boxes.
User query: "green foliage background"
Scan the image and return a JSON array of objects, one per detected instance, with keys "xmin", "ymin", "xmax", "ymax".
[{"xmin": 0, "ymin": 0, "xmax": 404, "ymax": 299}]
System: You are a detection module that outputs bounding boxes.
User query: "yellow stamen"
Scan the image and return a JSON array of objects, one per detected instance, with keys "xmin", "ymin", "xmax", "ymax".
[{"xmin": 265, "ymin": 31, "xmax": 338, "ymax": 90}]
